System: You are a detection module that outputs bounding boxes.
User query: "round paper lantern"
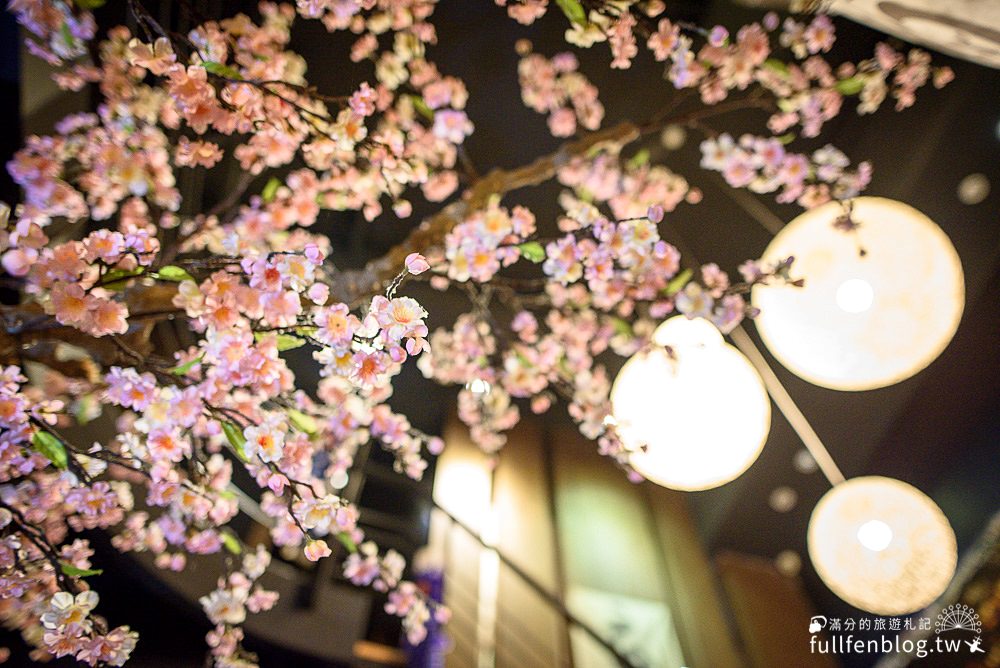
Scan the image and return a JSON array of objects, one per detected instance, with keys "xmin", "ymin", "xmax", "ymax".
[
  {"xmin": 610, "ymin": 316, "xmax": 770, "ymax": 491},
  {"xmin": 808, "ymin": 476, "xmax": 957, "ymax": 615},
  {"xmin": 751, "ymin": 197, "xmax": 964, "ymax": 391}
]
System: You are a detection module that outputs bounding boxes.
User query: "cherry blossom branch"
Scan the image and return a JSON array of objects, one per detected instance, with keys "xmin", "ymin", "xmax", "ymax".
[
  {"xmin": 2, "ymin": 90, "xmax": 775, "ymax": 380},
  {"xmin": 0, "ymin": 500, "xmax": 79, "ymax": 593}
]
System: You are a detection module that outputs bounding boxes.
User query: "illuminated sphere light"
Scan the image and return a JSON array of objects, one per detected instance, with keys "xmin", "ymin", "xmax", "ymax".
[
  {"xmin": 793, "ymin": 448, "xmax": 818, "ymax": 474},
  {"xmin": 610, "ymin": 316, "xmax": 770, "ymax": 491},
  {"xmin": 808, "ymin": 476, "xmax": 957, "ymax": 616},
  {"xmin": 957, "ymin": 173, "xmax": 990, "ymax": 205},
  {"xmin": 775, "ymin": 550, "xmax": 802, "ymax": 577},
  {"xmin": 769, "ymin": 486, "xmax": 798, "ymax": 513},
  {"xmin": 751, "ymin": 197, "xmax": 964, "ymax": 391}
]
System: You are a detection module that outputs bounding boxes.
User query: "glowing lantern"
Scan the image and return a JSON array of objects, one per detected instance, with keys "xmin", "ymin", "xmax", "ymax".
[
  {"xmin": 751, "ymin": 197, "xmax": 964, "ymax": 391},
  {"xmin": 808, "ymin": 476, "xmax": 957, "ymax": 615},
  {"xmin": 610, "ymin": 316, "xmax": 770, "ymax": 491}
]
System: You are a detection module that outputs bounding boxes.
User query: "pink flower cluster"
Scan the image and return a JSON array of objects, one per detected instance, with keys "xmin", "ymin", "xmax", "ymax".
[
  {"xmin": 0, "ymin": 373, "xmax": 139, "ymax": 664},
  {"xmin": 700, "ymin": 133, "xmax": 872, "ymax": 208},
  {"xmin": 417, "ymin": 315, "xmax": 519, "ymax": 453},
  {"xmin": 542, "ymin": 214, "xmax": 681, "ymax": 314},
  {"xmin": 0, "ymin": 366, "xmax": 58, "ymax": 476},
  {"xmin": 518, "ymin": 48, "xmax": 604, "ymax": 137},
  {"xmin": 421, "ymin": 187, "xmax": 794, "ymax": 469},
  {"xmin": 38, "ymin": 590, "xmax": 138, "ymax": 666},
  {"xmin": 310, "ymin": 293, "xmax": 429, "ymax": 388},
  {"xmin": 1, "ymin": 0, "xmax": 957, "ymax": 663},
  {"xmin": 1, "ymin": 199, "xmax": 164, "ymax": 334},
  {"xmin": 541, "ymin": 159, "xmax": 698, "ymax": 318},
  {"xmin": 9, "ymin": 110, "xmax": 178, "ymax": 223},
  {"xmin": 200, "ymin": 546, "xmax": 278, "ymax": 665},
  {"xmin": 673, "ymin": 262, "xmax": 774, "ymax": 334},
  {"xmin": 287, "ymin": 0, "xmax": 470, "ymax": 217},
  {"xmin": 32, "ymin": 229, "xmax": 158, "ymax": 336},
  {"xmin": 8, "ymin": 0, "xmax": 96, "ymax": 65},
  {"xmin": 315, "ymin": 376, "xmax": 372, "ymax": 474},
  {"xmin": 91, "ymin": 307, "xmax": 444, "ymax": 658},
  {"xmin": 295, "ymin": 0, "xmax": 435, "ymax": 35},
  {"xmin": 557, "ymin": 150, "xmax": 697, "ymax": 221},
  {"xmin": 500, "ymin": 6, "xmax": 951, "ymax": 143},
  {"xmin": 496, "ymin": 0, "xmax": 547, "ymax": 26},
  {"xmin": 420, "ymin": 304, "xmax": 628, "ymax": 466},
  {"xmin": 853, "ymin": 42, "xmax": 954, "ymax": 114},
  {"xmin": 120, "ymin": 2, "xmax": 464, "ymax": 223},
  {"xmin": 371, "ymin": 404, "xmax": 442, "ymax": 479},
  {"xmin": 442, "ymin": 201, "xmax": 537, "ymax": 283},
  {"xmin": 343, "ymin": 540, "xmax": 448, "ymax": 643}
]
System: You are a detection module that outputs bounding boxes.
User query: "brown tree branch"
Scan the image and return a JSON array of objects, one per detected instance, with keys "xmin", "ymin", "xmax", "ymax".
[
  {"xmin": 0, "ymin": 284, "xmax": 177, "ymax": 376},
  {"xmin": 328, "ymin": 91, "xmax": 774, "ymax": 304},
  {"xmin": 327, "ymin": 120, "xmax": 642, "ymax": 304},
  {"xmin": 0, "ymin": 92, "xmax": 772, "ymax": 376}
]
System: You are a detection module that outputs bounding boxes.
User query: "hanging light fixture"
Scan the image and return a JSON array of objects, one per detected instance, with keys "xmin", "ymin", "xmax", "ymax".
[
  {"xmin": 610, "ymin": 316, "xmax": 771, "ymax": 491},
  {"xmin": 751, "ymin": 197, "xmax": 964, "ymax": 391},
  {"xmin": 808, "ymin": 476, "xmax": 957, "ymax": 616}
]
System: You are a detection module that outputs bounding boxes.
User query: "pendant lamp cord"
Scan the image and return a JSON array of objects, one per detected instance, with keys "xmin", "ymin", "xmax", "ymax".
[{"xmin": 729, "ymin": 325, "xmax": 847, "ymax": 486}]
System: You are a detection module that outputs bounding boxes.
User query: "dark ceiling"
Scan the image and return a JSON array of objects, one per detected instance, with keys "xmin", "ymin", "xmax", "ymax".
[
  {"xmin": 345, "ymin": 3, "xmax": 1000, "ymax": 663},
  {"xmin": 317, "ymin": 3, "xmax": 1000, "ymax": 649},
  {"xmin": 2, "ymin": 0, "xmax": 999, "ymax": 666}
]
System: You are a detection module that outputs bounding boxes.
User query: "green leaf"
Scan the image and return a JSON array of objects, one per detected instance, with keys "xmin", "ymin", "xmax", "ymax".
[
  {"xmin": 410, "ymin": 95, "xmax": 435, "ymax": 121},
  {"xmin": 336, "ymin": 532, "xmax": 358, "ymax": 554},
  {"xmin": 152, "ymin": 265, "xmax": 195, "ymax": 282},
  {"xmin": 222, "ymin": 422, "xmax": 249, "ymax": 462},
  {"xmin": 276, "ymin": 334, "xmax": 307, "ymax": 351},
  {"xmin": 101, "ymin": 267, "xmax": 145, "ymax": 290},
  {"xmin": 609, "ymin": 317, "xmax": 632, "ymax": 337},
  {"xmin": 555, "ymin": 0, "xmax": 587, "ymax": 26},
  {"xmin": 254, "ymin": 332, "xmax": 307, "ymax": 351},
  {"xmin": 220, "ymin": 531, "xmax": 242, "ymax": 555},
  {"xmin": 761, "ymin": 58, "xmax": 790, "ymax": 77},
  {"xmin": 664, "ymin": 268, "xmax": 693, "ymax": 297},
  {"xmin": 518, "ymin": 241, "xmax": 546, "ymax": 264},
  {"xmin": 776, "ymin": 133, "xmax": 796, "ymax": 145},
  {"xmin": 169, "ymin": 354, "xmax": 203, "ymax": 376},
  {"xmin": 287, "ymin": 408, "xmax": 318, "ymax": 435},
  {"xmin": 835, "ymin": 76, "xmax": 866, "ymax": 96},
  {"xmin": 73, "ymin": 0, "xmax": 106, "ymax": 8},
  {"xmin": 73, "ymin": 395, "xmax": 98, "ymax": 426},
  {"xmin": 60, "ymin": 22, "xmax": 74, "ymax": 48},
  {"xmin": 627, "ymin": 149, "xmax": 650, "ymax": 170},
  {"xmin": 32, "ymin": 430, "xmax": 68, "ymax": 470},
  {"xmin": 261, "ymin": 177, "xmax": 281, "ymax": 203},
  {"xmin": 202, "ymin": 61, "xmax": 242, "ymax": 80},
  {"xmin": 60, "ymin": 563, "xmax": 103, "ymax": 578}
]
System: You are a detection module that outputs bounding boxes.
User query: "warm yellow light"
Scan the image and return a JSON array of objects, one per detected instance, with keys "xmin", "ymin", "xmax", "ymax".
[
  {"xmin": 856, "ymin": 519, "xmax": 893, "ymax": 552},
  {"xmin": 752, "ymin": 197, "xmax": 964, "ymax": 391},
  {"xmin": 432, "ymin": 430, "xmax": 492, "ymax": 534},
  {"xmin": 808, "ymin": 476, "xmax": 957, "ymax": 615},
  {"xmin": 835, "ymin": 278, "xmax": 874, "ymax": 314},
  {"xmin": 610, "ymin": 316, "xmax": 771, "ymax": 491}
]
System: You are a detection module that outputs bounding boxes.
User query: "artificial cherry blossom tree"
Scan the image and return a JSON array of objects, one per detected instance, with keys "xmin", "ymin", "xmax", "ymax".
[{"xmin": 0, "ymin": 0, "xmax": 952, "ymax": 664}]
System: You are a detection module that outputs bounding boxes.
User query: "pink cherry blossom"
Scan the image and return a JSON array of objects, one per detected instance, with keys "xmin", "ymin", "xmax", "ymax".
[
  {"xmin": 405, "ymin": 252, "xmax": 431, "ymax": 275},
  {"xmin": 304, "ymin": 539, "xmax": 332, "ymax": 562},
  {"xmin": 0, "ymin": 0, "xmax": 952, "ymax": 662}
]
